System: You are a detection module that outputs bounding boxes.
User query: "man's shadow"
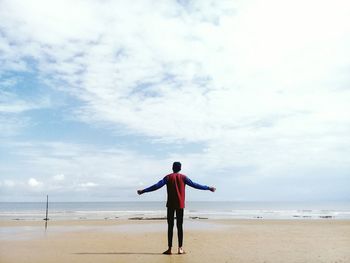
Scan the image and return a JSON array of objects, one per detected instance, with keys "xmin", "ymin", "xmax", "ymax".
[{"xmin": 74, "ymin": 252, "xmax": 162, "ymax": 255}]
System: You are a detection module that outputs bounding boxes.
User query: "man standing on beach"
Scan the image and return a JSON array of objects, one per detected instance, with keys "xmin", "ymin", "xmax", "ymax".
[{"xmin": 137, "ymin": 162, "xmax": 216, "ymax": 255}]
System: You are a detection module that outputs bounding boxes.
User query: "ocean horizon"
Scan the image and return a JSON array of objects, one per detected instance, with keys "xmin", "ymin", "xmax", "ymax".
[{"xmin": 1, "ymin": 201, "xmax": 350, "ymax": 221}]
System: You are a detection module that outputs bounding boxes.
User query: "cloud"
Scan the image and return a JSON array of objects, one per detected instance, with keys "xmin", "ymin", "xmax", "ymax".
[
  {"xmin": 0, "ymin": 0, "xmax": 349, "ymax": 201},
  {"xmin": 0, "ymin": 115, "xmax": 28, "ymax": 136},
  {"xmin": 1, "ymin": 139, "xmax": 349, "ymax": 202},
  {"xmin": 0, "ymin": 92, "xmax": 51, "ymax": 114},
  {"xmin": 4, "ymin": 180, "xmax": 15, "ymax": 187},
  {"xmin": 0, "ymin": 83, "xmax": 53, "ymax": 137},
  {"xmin": 28, "ymin": 178, "xmax": 43, "ymax": 187},
  {"xmin": 53, "ymin": 174, "xmax": 65, "ymax": 181},
  {"xmin": 79, "ymin": 182, "xmax": 98, "ymax": 188},
  {"xmin": 1, "ymin": 0, "xmax": 349, "ymax": 141},
  {"xmin": 0, "ymin": 140, "xmax": 169, "ymax": 200}
]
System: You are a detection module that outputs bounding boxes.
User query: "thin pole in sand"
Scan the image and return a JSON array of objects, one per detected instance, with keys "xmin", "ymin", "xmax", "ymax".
[{"xmin": 44, "ymin": 195, "xmax": 49, "ymax": 230}]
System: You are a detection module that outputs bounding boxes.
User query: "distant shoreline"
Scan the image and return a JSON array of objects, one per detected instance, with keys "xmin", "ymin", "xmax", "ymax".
[
  {"xmin": 1, "ymin": 201, "xmax": 350, "ymax": 220},
  {"xmin": 1, "ymin": 216, "xmax": 348, "ymax": 222}
]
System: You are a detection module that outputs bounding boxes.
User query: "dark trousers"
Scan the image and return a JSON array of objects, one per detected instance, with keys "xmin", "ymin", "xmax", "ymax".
[{"xmin": 167, "ymin": 208, "xmax": 184, "ymax": 248}]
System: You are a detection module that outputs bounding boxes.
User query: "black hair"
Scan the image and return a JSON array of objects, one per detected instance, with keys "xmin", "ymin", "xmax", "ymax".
[{"xmin": 172, "ymin": 162, "xmax": 181, "ymax": 173}]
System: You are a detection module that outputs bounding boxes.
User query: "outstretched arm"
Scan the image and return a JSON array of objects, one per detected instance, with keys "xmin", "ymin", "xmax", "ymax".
[
  {"xmin": 137, "ymin": 177, "xmax": 167, "ymax": 195},
  {"xmin": 185, "ymin": 177, "xmax": 216, "ymax": 192}
]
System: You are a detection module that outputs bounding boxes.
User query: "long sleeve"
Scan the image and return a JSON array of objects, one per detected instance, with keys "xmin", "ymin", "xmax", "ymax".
[
  {"xmin": 142, "ymin": 177, "xmax": 167, "ymax": 193},
  {"xmin": 185, "ymin": 177, "xmax": 210, "ymax": 190}
]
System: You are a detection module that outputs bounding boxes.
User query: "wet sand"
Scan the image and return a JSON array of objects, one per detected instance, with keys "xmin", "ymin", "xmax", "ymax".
[{"xmin": 1, "ymin": 219, "xmax": 349, "ymax": 263}]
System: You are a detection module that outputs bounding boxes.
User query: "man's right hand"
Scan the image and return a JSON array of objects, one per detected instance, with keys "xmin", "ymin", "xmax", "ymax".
[
  {"xmin": 209, "ymin": 187, "xmax": 216, "ymax": 192},
  {"xmin": 137, "ymin": 190, "xmax": 143, "ymax": 195}
]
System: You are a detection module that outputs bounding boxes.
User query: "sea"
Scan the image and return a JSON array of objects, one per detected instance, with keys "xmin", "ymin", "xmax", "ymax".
[{"xmin": 1, "ymin": 201, "xmax": 350, "ymax": 221}]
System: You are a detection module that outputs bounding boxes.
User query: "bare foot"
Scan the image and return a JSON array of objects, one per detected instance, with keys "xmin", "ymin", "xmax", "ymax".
[
  {"xmin": 178, "ymin": 247, "xmax": 185, "ymax": 254},
  {"xmin": 163, "ymin": 248, "xmax": 172, "ymax": 255}
]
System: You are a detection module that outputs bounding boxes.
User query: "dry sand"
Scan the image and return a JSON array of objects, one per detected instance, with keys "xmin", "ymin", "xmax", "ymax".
[{"xmin": 1, "ymin": 219, "xmax": 349, "ymax": 263}]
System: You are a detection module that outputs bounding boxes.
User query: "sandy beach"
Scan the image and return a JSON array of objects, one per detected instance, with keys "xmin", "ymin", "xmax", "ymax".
[{"xmin": 1, "ymin": 219, "xmax": 349, "ymax": 263}]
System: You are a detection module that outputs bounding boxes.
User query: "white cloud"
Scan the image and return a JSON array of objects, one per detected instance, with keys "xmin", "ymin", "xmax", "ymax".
[
  {"xmin": 0, "ymin": 115, "xmax": 28, "ymax": 136},
  {"xmin": 79, "ymin": 182, "xmax": 98, "ymax": 188},
  {"xmin": 0, "ymin": 97, "xmax": 50, "ymax": 114},
  {"xmin": 0, "ymin": 88, "xmax": 53, "ymax": 137},
  {"xmin": 53, "ymin": 174, "xmax": 65, "ymax": 181},
  {"xmin": 4, "ymin": 180, "xmax": 15, "ymax": 187},
  {"xmin": 28, "ymin": 178, "xmax": 43, "ymax": 187},
  {"xmin": 1, "ymin": 0, "xmax": 349, "ymax": 142}
]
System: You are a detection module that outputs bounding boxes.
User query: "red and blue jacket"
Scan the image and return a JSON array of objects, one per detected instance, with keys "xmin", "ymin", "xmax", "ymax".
[{"xmin": 142, "ymin": 173, "xmax": 210, "ymax": 209}]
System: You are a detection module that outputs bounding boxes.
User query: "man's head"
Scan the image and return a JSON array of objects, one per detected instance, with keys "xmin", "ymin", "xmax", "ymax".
[{"xmin": 172, "ymin": 162, "xmax": 181, "ymax": 173}]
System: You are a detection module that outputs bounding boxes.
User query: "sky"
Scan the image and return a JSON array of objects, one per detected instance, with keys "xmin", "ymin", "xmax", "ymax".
[{"xmin": 0, "ymin": 0, "xmax": 349, "ymax": 202}]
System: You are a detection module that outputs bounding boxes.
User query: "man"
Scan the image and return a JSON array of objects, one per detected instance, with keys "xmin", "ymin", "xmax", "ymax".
[{"xmin": 137, "ymin": 162, "xmax": 216, "ymax": 255}]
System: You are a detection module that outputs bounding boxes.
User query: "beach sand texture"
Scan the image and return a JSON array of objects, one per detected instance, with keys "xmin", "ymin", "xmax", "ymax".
[{"xmin": 1, "ymin": 220, "xmax": 349, "ymax": 263}]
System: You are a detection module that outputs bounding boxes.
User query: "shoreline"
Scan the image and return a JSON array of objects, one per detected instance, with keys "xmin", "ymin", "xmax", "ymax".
[
  {"xmin": 2, "ymin": 201, "xmax": 350, "ymax": 221},
  {"xmin": 1, "ymin": 218, "xmax": 350, "ymax": 226},
  {"xmin": 0, "ymin": 214, "xmax": 347, "ymax": 221}
]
